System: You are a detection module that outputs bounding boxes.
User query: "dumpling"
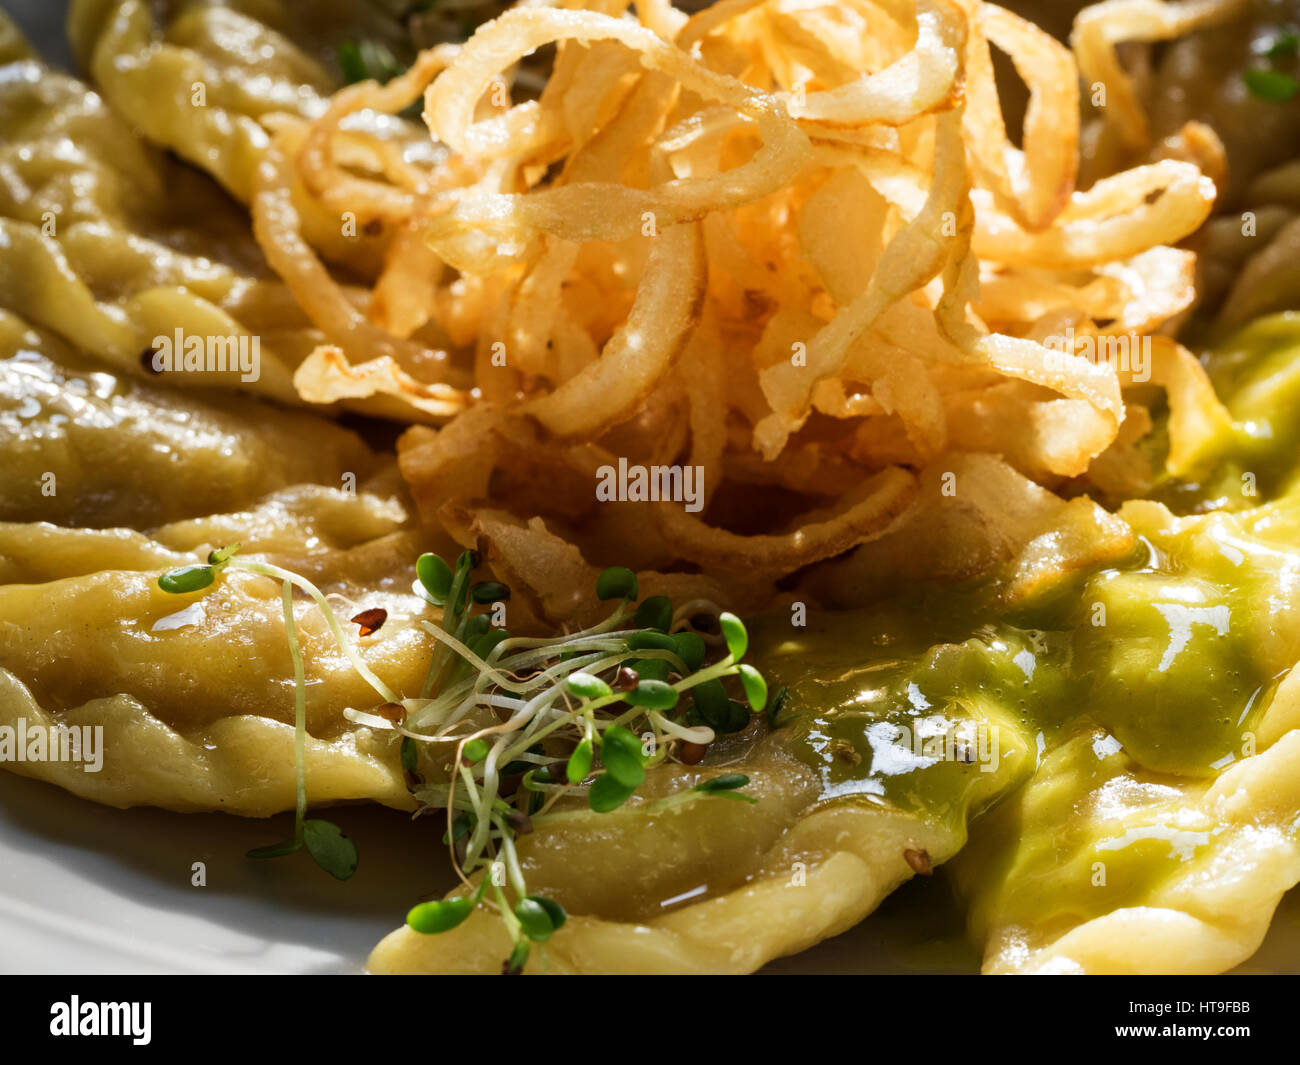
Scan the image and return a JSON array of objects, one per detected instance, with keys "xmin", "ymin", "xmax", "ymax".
[
  {"xmin": 374, "ymin": 479, "xmax": 1300, "ymax": 973},
  {"xmin": 0, "ymin": 305, "xmax": 448, "ymax": 814},
  {"xmin": 0, "ymin": 19, "xmax": 441, "ymax": 412},
  {"xmin": 0, "ymin": 311, "xmax": 375, "ymax": 527}
]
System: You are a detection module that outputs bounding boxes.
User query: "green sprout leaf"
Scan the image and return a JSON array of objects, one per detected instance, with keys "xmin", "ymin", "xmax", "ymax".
[
  {"xmin": 737, "ymin": 664, "xmax": 768, "ymax": 713},
  {"xmin": 671, "ymin": 631, "xmax": 706, "ymax": 672},
  {"xmin": 588, "ymin": 772, "xmax": 637, "ymax": 812},
  {"xmin": 693, "ymin": 773, "xmax": 757, "ymax": 804},
  {"xmin": 694, "ymin": 677, "xmax": 751, "ymax": 734},
  {"xmin": 567, "ymin": 672, "xmax": 612, "ymax": 701},
  {"xmin": 721, "ymin": 700, "xmax": 751, "ymax": 733},
  {"xmin": 441, "ymin": 811, "xmax": 470, "ymax": 845},
  {"xmin": 635, "ymin": 595, "xmax": 673, "ymax": 632},
  {"xmin": 463, "ymin": 613, "xmax": 491, "ymax": 640},
  {"xmin": 467, "ymin": 628, "xmax": 509, "ymax": 660},
  {"xmin": 766, "ymin": 685, "xmax": 791, "ymax": 728},
  {"xmin": 599, "ymin": 724, "xmax": 646, "ymax": 787},
  {"xmin": 567, "ymin": 737, "xmax": 594, "ymax": 783},
  {"xmin": 400, "ymin": 736, "xmax": 418, "ymax": 773},
  {"xmin": 718, "ymin": 611, "xmax": 748, "ymax": 659},
  {"xmin": 596, "ymin": 566, "xmax": 638, "ymax": 601},
  {"xmin": 207, "ymin": 543, "xmax": 241, "ymax": 566},
  {"xmin": 246, "ymin": 838, "xmax": 302, "ymax": 860},
  {"xmin": 526, "ymin": 894, "xmax": 567, "ymax": 932},
  {"xmin": 302, "ymin": 819, "xmax": 358, "ymax": 880},
  {"xmin": 407, "ymin": 896, "xmax": 474, "ymax": 934},
  {"xmin": 514, "ymin": 897, "xmax": 559, "ymax": 942},
  {"xmin": 416, "ymin": 553, "xmax": 453, "ymax": 604},
  {"xmin": 1244, "ymin": 68, "xmax": 1299, "ymax": 102},
  {"xmin": 470, "ymin": 580, "xmax": 510, "ymax": 604},
  {"xmin": 463, "ymin": 738, "xmax": 489, "ymax": 763},
  {"xmin": 692, "ymin": 678, "xmax": 730, "ymax": 725},
  {"xmin": 337, "ymin": 40, "xmax": 368, "ymax": 83},
  {"xmin": 337, "ymin": 38, "xmax": 405, "ymax": 85},
  {"xmin": 623, "ymin": 678, "xmax": 679, "ymax": 711},
  {"xmin": 626, "ymin": 631, "xmax": 677, "ymax": 653},
  {"xmin": 1266, "ymin": 28, "xmax": 1299, "ymax": 60},
  {"xmin": 694, "ymin": 772, "xmax": 749, "ymax": 792},
  {"xmin": 158, "ymin": 564, "xmax": 215, "ymax": 595},
  {"xmin": 447, "ymin": 551, "xmax": 477, "ymax": 615},
  {"xmin": 704, "ymin": 790, "xmax": 758, "ymax": 804},
  {"xmin": 630, "ymin": 657, "xmax": 671, "ymax": 682}
]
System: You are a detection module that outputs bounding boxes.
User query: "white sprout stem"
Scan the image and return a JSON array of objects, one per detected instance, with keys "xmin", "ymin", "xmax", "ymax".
[
  {"xmin": 495, "ymin": 691, "xmax": 575, "ymax": 764},
  {"xmin": 460, "ymin": 760, "xmax": 502, "ymax": 871},
  {"xmin": 427, "ymin": 634, "xmax": 630, "ymax": 703},
  {"xmin": 672, "ymin": 598, "xmax": 724, "ymax": 621},
  {"xmin": 532, "ymin": 778, "xmax": 577, "ymax": 817},
  {"xmin": 491, "ymin": 602, "xmax": 634, "ymax": 654},
  {"xmin": 389, "ymin": 599, "xmax": 734, "ymax": 855},
  {"xmin": 425, "ymin": 690, "xmax": 529, "ymax": 737},
  {"xmin": 497, "ymin": 824, "xmax": 528, "ymax": 899},
  {"xmin": 671, "ymin": 655, "xmax": 738, "ymax": 691},
  {"xmin": 487, "ymin": 649, "xmax": 635, "ymax": 766},
  {"xmin": 491, "ymin": 650, "xmax": 628, "ymax": 737},
  {"xmin": 342, "ymin": 707, "xmax": 398, "ymax": 731},
  {"xmin": 648, "ymin": 710, "xmax": 715, "ymax": 745},
  {"xmin": 281, "ymin": 580, "xmax": 308, "ymax": 843},
  {"xmin": 624, "ymin": 646, "xmax": 690, "ymax": 674},
  {"xmin": 455, "ymin": 761, "xmax": 490, "ymax": 874},
  {"xmin": 414, "ymin": 632, "xmax": 638, "ymax": 740},
  {"xmin": 420, "ymin": 603, "xmax": 472, "ymax": 699},
  {"xmin": 492, "ymin": 881, "xmax": 523, "ymax": 942},
  {"xmin": 416, "ymin": 620, "xmax": 610, "ymax": 702},
  {"xmin": 230, "ymin": 559, "xmax": 400, "ymax": 704}
]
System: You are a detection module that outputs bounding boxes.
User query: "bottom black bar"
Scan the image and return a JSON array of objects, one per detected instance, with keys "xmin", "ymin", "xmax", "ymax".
[{"xmin": 0, "ymin": 975, "xmax": 1289, "ymax": 1051}]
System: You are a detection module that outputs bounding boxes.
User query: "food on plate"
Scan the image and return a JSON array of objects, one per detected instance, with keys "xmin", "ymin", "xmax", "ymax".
[{"xmin": 2, "ymin": 0, "xmax": 1300, "ymax": 974}]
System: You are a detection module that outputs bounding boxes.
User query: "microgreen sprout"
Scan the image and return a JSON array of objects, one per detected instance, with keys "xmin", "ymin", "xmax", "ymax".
[
  {"xmin": 159, "ymin": 546, "xmax": 361, "ymax": 879},
  {"xmin": 1244, "ymin": 67, "xmax": 1299, "ymax": 101},
  {"xmin": 416, "ymin": 552, "xmax": 453, "ymax": 604},
  {"xmin": 1267, "ymin": 27, "xmax": 1300, "ymax": 60},
  {"xmin": 471, "ymin": 581, "xmax": 510, "ymax": 604},
  {"xmin": 1244, "ymin": 31, "xmax": 1300, "ymax": 102},
  {"xmin": 595, "ymin": 566, "xmax": 638, "ymax": 601},
  {"xmin": 692, "ymin": 773, "xmax": 758, "ymax": 804},
  {"xmin": 157, "ymin": 564, "xmax": 215, "ymax": 594},
  {"xmin": 767, "ymin": 685, "xmax": 792, "ymax": 728},
  {"xmin": 337, "ymin": 38, "xmax": 405, "ymax": 85},
  {"xmin": 737, "ymin": 664, "xmax": 767, "ymax": 712},
  {"xmin": 154, "ymin": 547, "xmax": 769, "ymax": 973},
  {"xmin": 635, "ymin": 595, "xmax": 673, "ymax": 632}
]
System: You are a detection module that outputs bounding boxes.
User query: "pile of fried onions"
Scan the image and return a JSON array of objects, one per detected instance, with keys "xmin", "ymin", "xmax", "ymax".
[{"xmin": 254, "ymin": 0, "xmax": 1241, "ymax": 621}]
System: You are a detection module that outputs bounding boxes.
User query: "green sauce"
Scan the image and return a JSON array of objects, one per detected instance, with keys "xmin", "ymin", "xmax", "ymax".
[
  {"xmin": 751, "ymin": 523, "xmax": 1276, "ymax": 819},
  {"xmin": 747, "ymin": 315, "xmax": 1300, "ymax": 937},
  {"xmin": 1152, "ymin": 312, "xmax": 1300, "ymax": 510}
]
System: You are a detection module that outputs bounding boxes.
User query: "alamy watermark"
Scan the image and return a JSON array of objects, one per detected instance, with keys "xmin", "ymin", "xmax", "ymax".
[
  {"xmin": 595, "ymin": 458, "xmax": 704, "ymax": 513},
  {"xmin": 0, "ymin": 718, "xmax": 103, "ymax": 772},
  {"xmin": 50, "ymin": 997, "xmax": 150, "ymax": 1045},
  {"xmin": 1044, "ymin": 327, "xmax": 1150, "ymax": 383},
  {"xmin": 150, "ymin": 327, "xmax": 260, "ymax": 383}
]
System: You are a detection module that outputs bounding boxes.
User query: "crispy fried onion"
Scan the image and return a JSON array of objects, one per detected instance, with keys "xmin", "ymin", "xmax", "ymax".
[
  {"xmin": 1072, "ymin": 0, "xmax": 1248, "ymax": 151},
  {"xmin": 269, "ymin": 0, "xmax": 1231, "ymax": 605}
]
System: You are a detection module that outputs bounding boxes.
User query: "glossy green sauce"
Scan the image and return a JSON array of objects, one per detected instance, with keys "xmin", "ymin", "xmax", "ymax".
[
  {"xmin": 751, "ymin": 527, "xmax": 1274, "ymax": 817},
  {"xmin": 747, "ymin": 315, "xmax": 1300, "ymax": 932},
  {"xmin": 1152, "ymin": 312, "xmax": 1300, "ymax": 510}
]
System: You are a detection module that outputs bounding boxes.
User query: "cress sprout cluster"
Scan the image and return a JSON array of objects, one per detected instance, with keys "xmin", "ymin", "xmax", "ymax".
[{"xmin": 156, "ymin": 544, "xmax": 771, "ymax": 973}]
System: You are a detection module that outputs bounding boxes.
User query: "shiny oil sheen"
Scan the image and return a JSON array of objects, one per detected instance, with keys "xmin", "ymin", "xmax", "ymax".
[{"xmin": 749, "ymin": 316, "xmax": 1300, "ymax": 914}]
